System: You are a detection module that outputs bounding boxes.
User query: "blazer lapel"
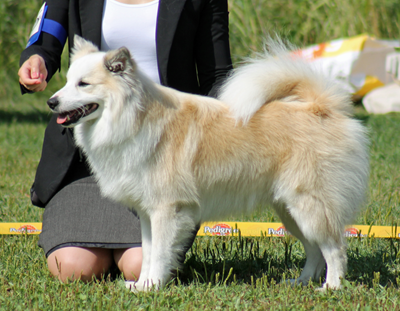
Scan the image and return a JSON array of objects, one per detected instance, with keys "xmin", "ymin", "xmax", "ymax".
[
  {"xmin": 156, "ymin": 0, "xmax": 187, "ymax": 85},
  {"xmin": 79, "ymin": 0, "xmax": 104, "ymax": 47}
]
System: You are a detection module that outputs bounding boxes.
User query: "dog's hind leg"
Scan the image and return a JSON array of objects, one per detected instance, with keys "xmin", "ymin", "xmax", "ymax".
[
  {"xmin": 299, "ymin": 240, "xmax": 326, "ymax": 285},
  {"xmin": 318, "ymin": 242, "xmax": 347, "ymax": 290},
  {"xmin": 278, "ymin": 197, "xmax": 348, "ymax": 290},
  {"xmin": 274, "ymin": 204, "xmax": 326, "ymax": 286},
  {"xmin": 126, "ymin": 213, "xmax": 152, "ymax": 292}
]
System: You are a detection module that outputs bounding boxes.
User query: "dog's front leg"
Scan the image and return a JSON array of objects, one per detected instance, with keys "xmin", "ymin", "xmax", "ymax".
[
  {"xmin": 126, "ymin": 213, "xmax": 152, "ymax": 292},
  {"xmin": 146, "ymin": 203, "xmax": 200, "ymax": 291}
]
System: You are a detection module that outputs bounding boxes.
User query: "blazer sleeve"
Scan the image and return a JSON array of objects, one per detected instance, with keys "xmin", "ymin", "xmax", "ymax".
[
  {"xmin": 195, "ymin": 0, "xmax": 233, "ymax": 97},
  {"xmin": 19, "ymin": 0, "xmax": 69, "ymax": 93}
]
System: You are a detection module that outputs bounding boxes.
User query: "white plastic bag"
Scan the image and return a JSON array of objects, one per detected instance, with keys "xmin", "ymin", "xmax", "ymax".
[{"xmin": 296, "ymin": 34, "xmax": 398, "ymax": 97}]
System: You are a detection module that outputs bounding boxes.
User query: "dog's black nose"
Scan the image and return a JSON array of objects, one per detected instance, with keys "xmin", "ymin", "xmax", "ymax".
[{"xmin": 47, "ymin": 97, "xmax": 59, "ymax": 110}]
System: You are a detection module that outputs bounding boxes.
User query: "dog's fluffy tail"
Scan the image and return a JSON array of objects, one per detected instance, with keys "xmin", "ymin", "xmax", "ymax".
[{"xmin": 218, "ymin": 38, "xmax": 352, "ymax": 124}]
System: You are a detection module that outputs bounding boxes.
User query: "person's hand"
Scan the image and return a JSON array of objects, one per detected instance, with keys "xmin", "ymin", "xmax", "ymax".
[{"xmin": 18, "ymin": 55, "xmax": 48, "ymax": 92}]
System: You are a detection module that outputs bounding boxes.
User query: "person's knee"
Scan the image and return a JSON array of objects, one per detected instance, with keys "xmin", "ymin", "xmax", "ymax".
[
  {"xmin": 47, "ymin": 247, "xmax": 113, "ymax": 282},
  {"xmin": 114, "ymin": 247, "xmax": 142, "ymax": 281},
  {"xmin": 120, "ymin": 259, "xmax": 141, "ymax": 281}
]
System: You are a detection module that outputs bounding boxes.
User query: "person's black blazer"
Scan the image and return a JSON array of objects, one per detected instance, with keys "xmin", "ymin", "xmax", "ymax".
[{"xmin": 20, "ymin": 0, "xmax": 232, "ymax": 207}]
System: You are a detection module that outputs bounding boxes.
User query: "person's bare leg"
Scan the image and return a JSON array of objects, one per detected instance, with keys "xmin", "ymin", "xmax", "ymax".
[
  {"xmin": 113, "ymin": 247, "xmax": 142, "ymax": 281},
  {"xmin": 47, "ymin": 247, "xmax": 113, "ymax": 282}
]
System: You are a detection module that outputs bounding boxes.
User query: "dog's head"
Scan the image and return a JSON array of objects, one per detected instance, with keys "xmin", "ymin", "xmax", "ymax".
[{"xmin": 47, "ymin": 35, "xmax": 138, "ymax": 127}]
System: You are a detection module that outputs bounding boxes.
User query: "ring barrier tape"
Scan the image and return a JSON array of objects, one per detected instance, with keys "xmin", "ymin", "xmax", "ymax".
[{"xmin": 1, "ymin": 222, "xmax": 399, "ymax": 239}]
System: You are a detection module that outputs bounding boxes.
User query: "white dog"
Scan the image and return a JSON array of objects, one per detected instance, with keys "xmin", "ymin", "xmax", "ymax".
[{"xmin": 47, "ymin": 36, "xmax": 369, "ymax": 291}]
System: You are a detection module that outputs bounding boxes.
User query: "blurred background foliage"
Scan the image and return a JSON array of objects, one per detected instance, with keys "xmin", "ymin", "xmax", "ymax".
[{"xmin": 1, "ymin": 0, "xmax": 400, "ymax": 100}]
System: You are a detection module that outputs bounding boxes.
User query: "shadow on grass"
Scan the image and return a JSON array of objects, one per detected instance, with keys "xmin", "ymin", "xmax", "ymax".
[
  {"xmin": 102, "ymin": 236, "xmax": 399, "ymax": 289},
  {"xmin": 353, "ymin": 113, "xmax": 370, "ymax": 124},
  {"xmin": 353, "ymin": 103, "xmax": 370, "ymax": 124},
  {"xmin": 0, "ymin": 109, "xmax": 51, "ymax": 123},
  {"xmin": 347, "ymin": 237, "xmax": 400, "ymax": 287},
  {"xmin": 179, "ymin": 236, "xmax": 306, "ymax": 286},
  {"xmin": 176, "ymin": 236, "xmax": 399, "ymax": 289}
]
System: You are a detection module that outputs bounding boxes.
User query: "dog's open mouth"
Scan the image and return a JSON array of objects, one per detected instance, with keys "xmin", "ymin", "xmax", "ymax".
[{"xmin": 57, "ymin": 103, "xmax": 99, "ymax": 126}]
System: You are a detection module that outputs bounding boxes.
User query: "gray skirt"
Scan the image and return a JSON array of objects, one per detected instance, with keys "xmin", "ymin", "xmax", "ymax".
[{"xmin": 38, "ymin": 176, "xmax": 142, "ymax": 257}]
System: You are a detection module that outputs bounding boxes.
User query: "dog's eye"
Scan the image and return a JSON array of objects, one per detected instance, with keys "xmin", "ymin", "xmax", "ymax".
[{"xmin": 78, "ymin": 81, "xmax": 90, "ymax": 87}]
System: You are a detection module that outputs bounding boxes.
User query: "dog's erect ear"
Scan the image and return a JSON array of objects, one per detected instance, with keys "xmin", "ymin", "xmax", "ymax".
[
  {"xmin": 71, "ymin": 35, "xmax": 99, "ymax": 63},
  {"xmin": 104, "ymin": 47, "xmax": 136, "ymax": 74}
]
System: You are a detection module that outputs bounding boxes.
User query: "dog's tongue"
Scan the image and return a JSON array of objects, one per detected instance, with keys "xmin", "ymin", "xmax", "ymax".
[
  {"xmin": 57, "ymin": 114, "xmax": 68, "ymax": 124},
  {"xmin": 57, "ymin": 110, "xmax": 78, "ymax": 125}
]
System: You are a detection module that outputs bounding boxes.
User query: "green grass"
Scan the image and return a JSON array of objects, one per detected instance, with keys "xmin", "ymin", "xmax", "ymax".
[
  {"xmin": 1, "ymin": 233, "xmax": 400, "ymax": 310},
  {"xmin": 1, "ymin": 0, "xmax": 400, "ymax": 309}
]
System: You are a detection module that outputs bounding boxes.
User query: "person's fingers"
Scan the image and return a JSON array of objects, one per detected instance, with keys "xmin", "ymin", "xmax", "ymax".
[
  {"xmin": 30, "ymin": 55, "xmax": 47, "ymax": 80},
  {"xmin": 18, "ymin": 63, "xmax": 36, "ymax": 85},
  {"xmin": 18, "ymin": 55, "xmax": 48, "ymax": 92},
  {"xmin": 30, "ymin": 79, "xmax": 48, "ymax": 92}
]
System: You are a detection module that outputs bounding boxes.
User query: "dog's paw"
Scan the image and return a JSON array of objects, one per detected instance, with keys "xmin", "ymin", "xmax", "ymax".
[
  {"xmin": 316, "ymin": 282, "xmax": 342, "ymax": 291},
  {"xmin": 125, "ymin": 279, "xmax": 158, "ymax": 292},
  {"xmin": 125, "ymin": 281, "xmax": 139, "ymax": 293},
  {"xmin": 282, "ymin": 278, "xmax": 309, "ymax": 287}
]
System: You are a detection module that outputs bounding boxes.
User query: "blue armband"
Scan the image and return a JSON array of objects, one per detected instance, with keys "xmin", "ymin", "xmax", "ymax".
[{"xmin": 26, "ymin": 3, "xmax": 67, "ymax": 48}]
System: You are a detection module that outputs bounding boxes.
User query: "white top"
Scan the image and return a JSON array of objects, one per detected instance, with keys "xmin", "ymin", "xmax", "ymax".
[{"xmin": 101, "ymin": 0, "xmax": 161, "ymax": 84}]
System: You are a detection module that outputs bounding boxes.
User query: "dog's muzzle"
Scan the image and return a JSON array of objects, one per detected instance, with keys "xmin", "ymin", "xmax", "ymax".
[{"xmin": 47, "ymin": 96, "xmax": 99, "ymax": 127}]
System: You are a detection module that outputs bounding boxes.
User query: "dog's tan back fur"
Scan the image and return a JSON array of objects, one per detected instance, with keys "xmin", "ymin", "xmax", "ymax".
[{"xmin": 132, "ymin": 74, "xmax": 367, "ymax": 238}]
